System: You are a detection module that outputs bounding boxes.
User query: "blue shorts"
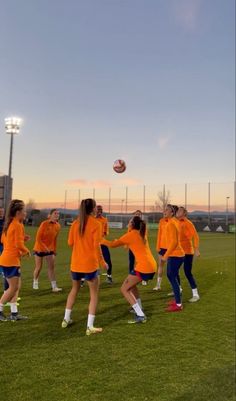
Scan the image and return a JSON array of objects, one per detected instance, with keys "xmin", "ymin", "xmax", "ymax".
[
  {"xmin": 130, "ymin": 270, "xmax": 155, "ymax": 282},
  {"xmin": 0, "ymin": 266, "xmax": 21, "ymax": 278},
  {"xmin": 158, "ymin": 248, "xmax": 167, "ymax": 256},
  {"xmin": 71, "ymin": 270, "xmax": 99, "ymax": 281},
  {"xmin": 34, "ymin": 251, "xmax": 55, "ymax": 257}
]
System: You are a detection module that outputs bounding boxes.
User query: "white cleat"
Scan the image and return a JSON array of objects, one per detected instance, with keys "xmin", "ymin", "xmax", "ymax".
[
  {"xmin": 153, "ymin": 286, "xmax": 161, "ymax": 291},
  {"xmin": 189, "ymin": 296, "xmax": 200, "ymax": 303},
  {"xmin": 142, "ymin": 281, "xmax": 147, "ymax": 286},
  {"xmin": 33, "ymin": 283, "xmax": 39, "ymax": 290},
  {"xmin": 52, "ymin": 287, "xmax": 62, "ymax": 293}
]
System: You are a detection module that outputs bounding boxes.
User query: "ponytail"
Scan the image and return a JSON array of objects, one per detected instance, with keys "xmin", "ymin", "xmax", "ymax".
[
  {"xmin": 3, "ymin": 199, "xmax": 25, "ymax": 234},
  {"xmin": 79, "ymin": 198, "xmax": 96, "ymax": 236},
  {"xmin": 139, "ymin": 220, "xmax": 146, "ymax": 243},
  {"xmin": 131, "ymin": 216, "xmax": 146, "ymax": 243}
]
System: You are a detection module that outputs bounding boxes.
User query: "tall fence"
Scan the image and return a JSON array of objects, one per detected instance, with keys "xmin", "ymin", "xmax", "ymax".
[{"xmin": 36, "ymin": 181, "xmax": 235, "ymax": 216}]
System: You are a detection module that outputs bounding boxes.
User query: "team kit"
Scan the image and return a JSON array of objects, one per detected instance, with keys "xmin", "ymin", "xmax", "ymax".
[{"xmin": 0, "ymin": 198, "xmax": 200, "ymax": 335}]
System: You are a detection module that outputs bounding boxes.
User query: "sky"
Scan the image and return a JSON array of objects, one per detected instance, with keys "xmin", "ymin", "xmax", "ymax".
[{"xmin": 0, "ymin": 0, "xmax": 235, "ymax": 209}]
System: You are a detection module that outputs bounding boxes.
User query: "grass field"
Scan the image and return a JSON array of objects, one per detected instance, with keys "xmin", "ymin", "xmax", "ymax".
[{"xmin": 0, "ymin": 229, "xmax": 235, "ymax": 401}]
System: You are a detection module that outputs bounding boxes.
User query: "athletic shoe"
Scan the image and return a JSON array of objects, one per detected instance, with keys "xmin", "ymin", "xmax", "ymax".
[
  {"xmin": 17, "ymin": 297, "xmax": 21, "ymax": 301},
  {"xmin": 33, "ymin": 282, "xmax": 39, "ymax": 290},
  {"xmin": 86, "ymin": 327, "xmax": 103, "ymax": 336},
  {"xmin": 166, "ymin": 304, "xmax": 183, "ymax": 312},
  {"xmin": 8, "ymin": 314, "xmax": 28, "ymax": 321},
  {"xmin": 0, "ymin": 313, "xmax": 7, "ymax": 322},
  {"xmin": 106, "ymin": 276, "xmax": 113, "ymax": 284},
  {"xmin": 128, "ymin": 315, "xmax": 147, "ymax": 324},
  {"xmin": 61, "ymin": 319, "xmax": 73, "ymax": 328},
  {"xmin": 189, "ymin": 296, "xmax": 200, "ymax": 303},
  {"xmin": 52, "ymin": 287, "xmax": 62, "ymax": 293},
  {"xmin": 142, "ymin": 281, "xmax": 147, "ymax": 286},
  {"xmin": 153, "ymin": 286, "xmax": 161, "ymax": 291}
]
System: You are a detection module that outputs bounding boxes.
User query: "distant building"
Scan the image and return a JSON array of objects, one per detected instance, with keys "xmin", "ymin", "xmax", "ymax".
[{"xmin": 0, "ymin": 175, "xmax": 13, "ymax": 209}]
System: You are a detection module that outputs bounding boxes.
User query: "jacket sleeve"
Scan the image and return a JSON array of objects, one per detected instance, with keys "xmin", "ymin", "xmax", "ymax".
[
  {"xmin": 156, "ymin": 221, "xmax": 162, "ymax": 250},
  {"xmin": 35, "ymin": 222, "xmax": 49, "ymax": 251},
  {"xmin": 188, "ymin": 221, "xmax": 199, "ymax": 249},
  {"xmin": 101, "ymin": 232, "xmax": 131, "ymax": 248},
  {"xmin": 15, "ymin": 224, "xmax": 30, "ymax": 256},
  {"xmin": 53, "ymin": 224, "xmax": 61, "ymax": 252},
  {"xmin": 68, "ymin": 222, "xmax": 76, "ymax": 247},
  {"xmin": 93, "ymin": 224, "xmax": 106, "ymax": 267},
  {"xmin": 162, "ymin": 224, "xmax": 178, "ymax": 260}
]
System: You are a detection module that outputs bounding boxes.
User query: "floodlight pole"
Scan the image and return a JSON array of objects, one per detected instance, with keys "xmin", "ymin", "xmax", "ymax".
[{"xmin": 4, "ymin": 117, "xmax": 22, "ymax": 206}]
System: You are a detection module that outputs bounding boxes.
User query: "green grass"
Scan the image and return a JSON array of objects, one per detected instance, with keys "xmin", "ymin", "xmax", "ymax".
[{"xmin": 0, "ymin": 229, "xmax": 235, "ymax": 401}]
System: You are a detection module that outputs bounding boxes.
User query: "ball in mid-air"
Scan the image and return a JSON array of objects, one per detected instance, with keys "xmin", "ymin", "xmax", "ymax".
[{"xmin": 113, "ymin": 159, "xmax": 126, "ymax": 173}]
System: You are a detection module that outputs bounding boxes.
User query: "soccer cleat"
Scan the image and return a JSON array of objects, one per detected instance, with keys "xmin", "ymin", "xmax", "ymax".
[
  {"xmin": 33, "ymin": 282, "xmax": 39, "ymax": 290},
  {"xmin": 167, "ymin": 288, "xmax": 183, "ymax": 297},
  {"xmin": 153, "ymin": 286, "xmax": 161, "ymax": 291},
  {"xmin": 61, "ymin": 319, "xmax": 73, "ymax": 328},
  {"xmin": 17, "ymin": 297, "xmax": 21, "ymax": 301},
  {"xmin": 106, "ymin": 275, "xmax": 113, "ymax": 284},
  {"xmin": 52, "ymin": 287, "xmax": 62, "ymax": 293},
  {"xmin": 189, "ymin": 296, "xmax": 200, "ymax": 303},
  {"xmin": 128, "ymin": 315, "xmax": 147, "ymax": 324},
  {"xmin": 86, "ymin": 327, "xmax": 103, "ymax": 336},
  {"xmin": 166, "ymin": 304, "xmax": 183, "ymax": 312},
  {"xmin": 8, "ymin": 314, "xmax": 28, "ymax": 321},
  {"xmin": 142, "ymin": 281, "xmax": 147, "ymax": 286},
  {"xmin": 0, "ymin": 313, "xmax": 7, "ymax": 322}
]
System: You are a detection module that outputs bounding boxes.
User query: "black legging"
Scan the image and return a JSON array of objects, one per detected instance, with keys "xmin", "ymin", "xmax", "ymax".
[{"xmin": 101, "ymin": 245, "xmax": 112, "ymax": 275}]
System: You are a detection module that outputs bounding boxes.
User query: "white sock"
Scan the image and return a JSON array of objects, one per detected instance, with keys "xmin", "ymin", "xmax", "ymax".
[
  {"xmin": 64, "ymin": 309, "xmax": 72, "ymax": 322},
  {"xmin": 192, "ymin": 288, "xmax": 199, "ymax": 297},
  {"xmin": 87, "ymin": 314, "xmax": 95, "ymax": 328},
  {"xmin": 132, "ymin": 302, "xmax": 145, "ymax": 317},
  {"xmin": 33, "ymin": 279, "xmax": 38, "ymax": 285},
  {"xmin": 51, "ymin": 281, "xmax": 57, "ymax": 289},
  {"xmin": 157, "ymin": 277, "xmax": 162, "ymax": 287},
  {"xmin": 137, "ymin": 298, "xmax": 142, "ymax": 309},
  {"xmin": 10, "ymin": 303, "xmax": 18, "ymax": 314},
  {"xmin": 0, "ymin": 303, "xmax": 4, "ymax": 312}
]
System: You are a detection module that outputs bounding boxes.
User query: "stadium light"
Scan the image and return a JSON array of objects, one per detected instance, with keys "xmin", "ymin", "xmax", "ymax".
[{"xmin": 4, "ymin": 116, "xmax": 22, "ymax": 204}]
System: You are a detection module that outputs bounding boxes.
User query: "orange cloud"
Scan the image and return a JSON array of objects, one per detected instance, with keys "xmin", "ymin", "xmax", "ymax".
[
  {"xmin": 118, "ymin": 178, "xmax": 142, "ymax": 186},
  {"xmin": 66, "ymin": 179, "xmax": 111, "ymax": 189}
]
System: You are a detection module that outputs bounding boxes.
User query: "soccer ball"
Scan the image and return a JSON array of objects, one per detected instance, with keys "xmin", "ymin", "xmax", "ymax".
[{"xmin": 113, "ymin": 159, "xmax": 126, "ymax": 173}]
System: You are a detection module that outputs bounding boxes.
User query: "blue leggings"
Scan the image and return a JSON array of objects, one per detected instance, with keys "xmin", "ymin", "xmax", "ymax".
[
  {"xmin": 183, "ymin": 254, "xmax": 197, "ymax": 289},
  {"xmin": 101, "ymin": 245, "xmax": 112, "ymax": 275},
  {"xmin": 167, "ymin": 257, "xmax": 185, "ymax": 304},
  {"xmin": 128, "ymin": 249, "xmax": 135, "ymax": 273}
]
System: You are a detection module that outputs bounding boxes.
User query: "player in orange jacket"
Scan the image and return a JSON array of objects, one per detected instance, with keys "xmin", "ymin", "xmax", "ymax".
[
  {"xmin": 33, "ymin": 209, "xmax": 61, "ymax": 292},
  {"xmin": 0, "ymin": 200, "xmax": 30, "ymax": 321},
  {"xmin": 176, "ymin": 207, "xmax": 200, "ymax": 302},
  {"xmin": 96, "ymin": 205, "xmax": 113, "ymax": 283},
  {"xmin": 102, "ymin": 215, "xmax": 157, "ymax": 324},
  {"xmin": 62, "ymin": 199, "xmax": 108, "ymax": 335},
  {"xmin": 153, "ymin": 213, "xmax": 169, "ymax": 291},
  {"xmin": 161, "ymin": 205, "xmax": 185, "ymax": 312}
]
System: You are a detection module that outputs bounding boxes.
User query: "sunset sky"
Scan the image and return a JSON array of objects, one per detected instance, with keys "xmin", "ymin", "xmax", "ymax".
[{"xmin": 0, "ymin": 0, "xmax": 235, "ymax": 210}]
